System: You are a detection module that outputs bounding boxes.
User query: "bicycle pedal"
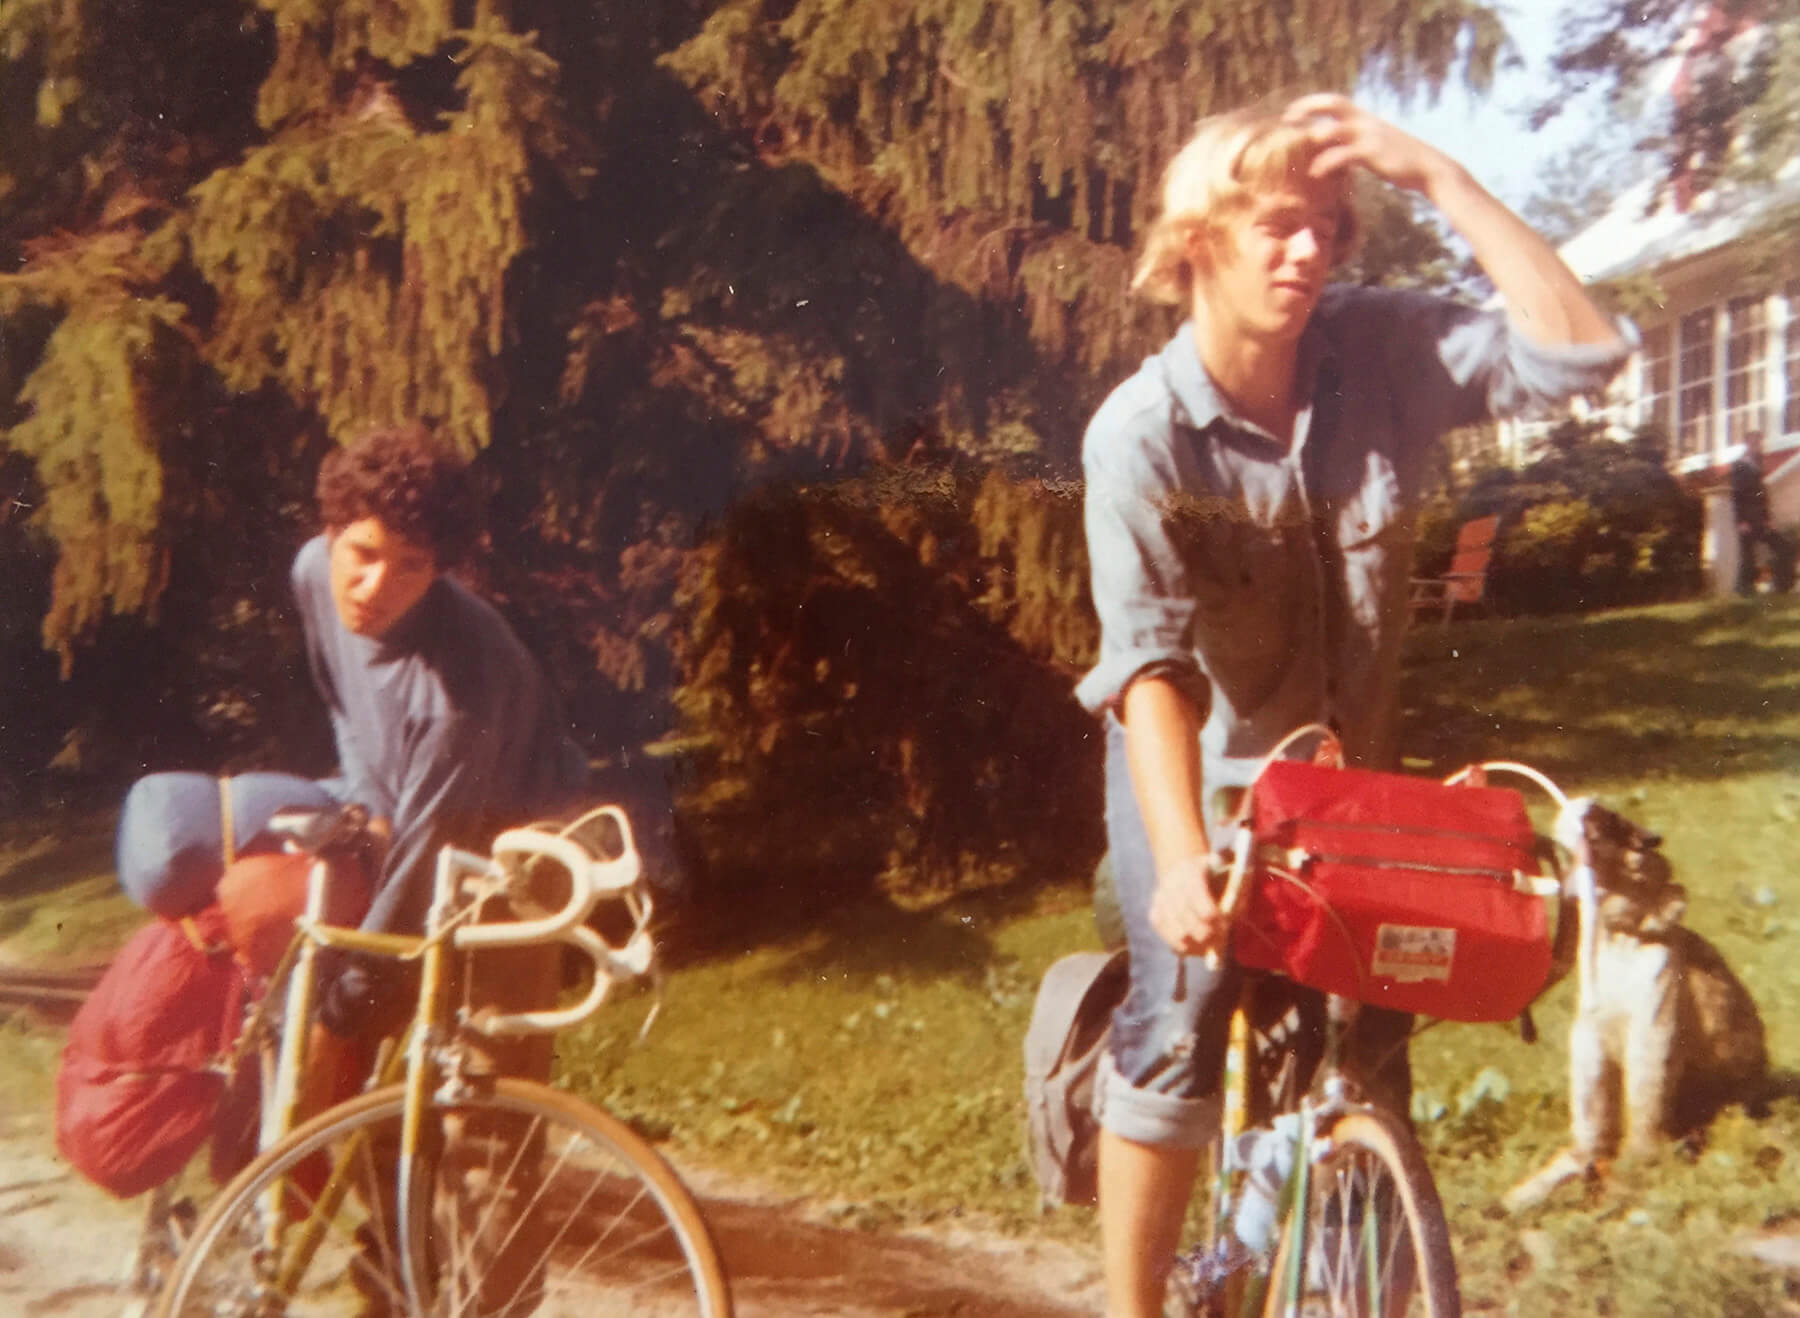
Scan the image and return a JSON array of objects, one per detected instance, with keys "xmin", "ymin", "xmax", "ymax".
[
  {"xmin": 125, "ymin": 1192, "xmax": 199, "ymax": 1293},
  {"xmin": 1171, "ymin": 1234, "xmax": 1260, "ymax": 1308},
  {"xmin": 167, "ymin": 1196, "xmax": 198, "ymax": 1249},
  {"xmin": 123, "ymin": 1238, "xmax": 172, "ymax": 1296}
]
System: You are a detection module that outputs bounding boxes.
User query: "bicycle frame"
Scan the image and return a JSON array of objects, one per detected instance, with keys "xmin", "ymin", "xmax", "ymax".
[
  {"xmin": 222, "ymin": 808, "xmax": 651, "ymax": 1314},
  {"xmin": 1202, "ymin": 984, "xmax": 1359, "ymax": 1318},
  {"xmin": 1185, "ymin": 745, "xmax": 1582, "ymax": 1317}
]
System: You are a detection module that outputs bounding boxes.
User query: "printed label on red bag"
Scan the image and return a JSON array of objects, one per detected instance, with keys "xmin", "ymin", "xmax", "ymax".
[{"xmin": 1372, "ymin": 924, "xmax": 1456, "ymax": 982}]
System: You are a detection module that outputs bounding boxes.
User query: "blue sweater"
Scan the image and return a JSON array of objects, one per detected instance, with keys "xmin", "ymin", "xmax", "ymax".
[{"xmin": 292, "ymin": 535, "xmax": 589, "ymax": 933}]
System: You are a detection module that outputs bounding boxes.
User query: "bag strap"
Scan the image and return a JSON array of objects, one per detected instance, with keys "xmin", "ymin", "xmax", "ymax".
[
  {"xmin": 1205, "ymin": 722, "xmax": 1345, "ymax": 975},
  {"xmin": 219, "ymin": 775, "xmax": 237, "ymax": 867},
  {"xmin": 174, "ymin": 915, "xmax": 233, "ymax": 957}
]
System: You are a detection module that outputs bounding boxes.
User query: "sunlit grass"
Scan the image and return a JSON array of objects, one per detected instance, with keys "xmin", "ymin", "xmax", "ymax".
[
  {"xmin": 558, "ymin": 594, "xmax": 1800, "ymax": 1311},
  {"xmin": 555, "ymin": 884, "xmax": 1105, "ymax": 1239},
  {"xmin": 0, "ymin": 813, "xmax": 144, "ymax": 1117},
  {"xmin": 0, "ymin": 811, "xmax": 142, "ymax": 966},
  {"xmin": 4, "ymin": 596, "xmax": 1798, "ymax": 1311}
]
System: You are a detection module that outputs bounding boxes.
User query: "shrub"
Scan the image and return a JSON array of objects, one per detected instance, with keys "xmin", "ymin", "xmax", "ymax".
[
  {"xmin": 1429, "ymin": 422, "xmax": 1702, "ymax": 617},
  {"xmin": 665, "ymin": 462, "xmax": 1104, "ymax": 936}
]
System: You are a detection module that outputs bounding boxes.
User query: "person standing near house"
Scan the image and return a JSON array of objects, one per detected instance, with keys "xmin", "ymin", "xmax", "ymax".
[
  {"xmin": 1078, "ymin": 93, "xmax": 1634, "ymax": 1316},
  {"xmin": 1729, "ymin": 430, "xmax": 1792, "ymax": 594}
]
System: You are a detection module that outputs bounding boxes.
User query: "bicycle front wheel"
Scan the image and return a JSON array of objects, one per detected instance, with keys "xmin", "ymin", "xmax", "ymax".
[
  {"xmin": 154, "ymin": 1079, "xmax": 733, "ymax": 1317},
  {"xmin": 1265, "ymin": 1107, "xmax": 1458, "ymax": 1318}
]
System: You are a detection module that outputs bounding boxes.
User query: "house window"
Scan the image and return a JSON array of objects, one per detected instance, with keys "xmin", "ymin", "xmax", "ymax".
[
  {"xmin": 1639, "ymin": 323, "xmax": 1673, "ymax": 436},
  {"xmin": 1786, "ymin": 279, "xmax": 1800, "ymax": 436},
  {"xmin": 1677, "ymin": 306, "xmax": 1715, "ymax": 458},
  {"xmin": 1724, "ymin": 294, "xmax": 1768, "ymax": 448}
]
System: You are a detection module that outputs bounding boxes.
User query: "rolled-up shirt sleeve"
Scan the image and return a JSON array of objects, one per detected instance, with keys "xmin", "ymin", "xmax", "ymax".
[
  {"xmin": 1075, "ymin": 426, "xmax": 1207, "ymax": 715},
  {"xmin": 1372, "ymin": 287, "xmax": 1637, "ymax": 436}
]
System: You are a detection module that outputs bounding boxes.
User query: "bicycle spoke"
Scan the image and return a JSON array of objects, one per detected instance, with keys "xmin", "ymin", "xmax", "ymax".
[
  {"xmin": 1316, "ymin": 1154, "xmax": 1410, "ymax": 1316},
  {"xmin": 1264, "ymin": 1109, "xmax": 1454, "ymax": 1318},
  {"xmin": 159, "ymin": 1084, "xmax": 730, "ymax": 1318},
  {"xmin": 441, "ymin": 1111, "xmax": 546, "ymax": 1318}
]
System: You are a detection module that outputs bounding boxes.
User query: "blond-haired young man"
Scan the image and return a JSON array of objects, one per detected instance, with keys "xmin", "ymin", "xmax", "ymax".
[{"xmin": 1078, "ymin": 95, "xmax": 1631, "ymax": 1316}]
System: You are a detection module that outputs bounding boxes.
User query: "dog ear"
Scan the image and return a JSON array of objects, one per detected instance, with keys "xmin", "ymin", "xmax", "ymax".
[
  {"xmin": 1582, "ymin": 802, "xmax": 1619, "ymax": 846},
  {"xmin": 1628, "ymin": 843, "xmax": 1675, "ymax": 887},
  {"xmin": 1610, "ymin": 808, "xmax": 1661, "ymax": 854}
]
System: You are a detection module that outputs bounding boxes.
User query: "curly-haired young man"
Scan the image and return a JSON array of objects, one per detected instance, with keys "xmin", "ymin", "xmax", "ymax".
[
  {"xmin": 266, "ymin": 423, "xmax": 588, "ymax": 1314},
  {"xmin": 298, "ymin": 424, "xmax": 586, "ymax": 940},
  {"xmin": 118, "ymin": 423, "xmax": 586, "ymax": 936},
  {"xmin": 1080, "ymin": 96, "xmax": 1634, "ymax": 1316}
]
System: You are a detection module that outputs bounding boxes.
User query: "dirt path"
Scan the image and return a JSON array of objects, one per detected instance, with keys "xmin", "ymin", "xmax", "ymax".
[
  {"xmin": 0, "ymin": 1109, "xmax": 1104, "ymax": 1316},
  {"xmin": 703, "ymin": 1188, "xmax": 1106, "ymax": 1316},
  {"xmin": 0, "ymin": 999, "xmax": 1105, "ymax": 1318},
  {"xmin": 0, "ymin": 1106, "xmax": 151, "ymax": 1317}
]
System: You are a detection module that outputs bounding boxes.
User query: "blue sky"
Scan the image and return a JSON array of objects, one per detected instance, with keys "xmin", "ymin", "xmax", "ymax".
[{"xmin": 1370, "ymin": 2, "xmax": 1599, "ymax": 209}]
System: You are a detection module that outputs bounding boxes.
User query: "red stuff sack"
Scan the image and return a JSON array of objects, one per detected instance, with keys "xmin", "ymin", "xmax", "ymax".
[
  {"xmin": 1228, "ymin": 760, "xmax": 1554, "ymax": 1023},
  {"xmin": 218, "ymin": 850, "xmax": 369, "ymax": 979},
  {"xmin": 55, "ymin": 907, "xmax": 247, "ymax": 1198}
]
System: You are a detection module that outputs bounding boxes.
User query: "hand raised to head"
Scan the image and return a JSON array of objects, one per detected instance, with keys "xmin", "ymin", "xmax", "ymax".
[{"xmin": 1282, "ymin": 93, "xmax": 1448, "ymax": 196}]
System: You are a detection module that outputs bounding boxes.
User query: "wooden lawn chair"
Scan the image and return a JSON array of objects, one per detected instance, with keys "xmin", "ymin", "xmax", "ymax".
[{"xmin": 1409, "ymin": 514, "xmax": 1498, "ymax": 625}]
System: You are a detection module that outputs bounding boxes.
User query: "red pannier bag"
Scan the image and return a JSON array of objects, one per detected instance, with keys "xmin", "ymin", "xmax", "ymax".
[
  {"xmin": 1228, "ymin": 760, "xmax": 1554, "ymax": 1023},
  {"xmin": 218, "ymin": 849, "xmax": 369, "ymax": 978},
  {"xmin": 56, "ymin": 906, "xmax": 248, "ymax": 1198}
]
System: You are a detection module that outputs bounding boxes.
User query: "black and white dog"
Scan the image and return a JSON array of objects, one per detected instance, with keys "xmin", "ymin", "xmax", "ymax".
[{"xmin": 1505, "ymin": 799, "xmax": 1767, "ymax": 1210}]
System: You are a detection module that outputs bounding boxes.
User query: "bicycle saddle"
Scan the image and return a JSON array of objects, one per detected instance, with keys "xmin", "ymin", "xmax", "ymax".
[{"xmin": 266, "ymin": 802, "xmax": 372, "ymax": 855}]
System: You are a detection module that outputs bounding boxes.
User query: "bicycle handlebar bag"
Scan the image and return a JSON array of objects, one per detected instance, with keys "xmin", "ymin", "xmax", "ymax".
[{"xmin": 1228, "ymin": 760, "xmax": 1554, "ymax": 1023}]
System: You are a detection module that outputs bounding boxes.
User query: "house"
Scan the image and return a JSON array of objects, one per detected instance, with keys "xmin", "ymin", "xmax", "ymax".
[
  {"xmin": 1514, "ymin": 11, "xmax": 1800, "ymax": 593},
  {"xmin": 1553, "ymin": 166, "xmax": 1800, "ymax": 592}
]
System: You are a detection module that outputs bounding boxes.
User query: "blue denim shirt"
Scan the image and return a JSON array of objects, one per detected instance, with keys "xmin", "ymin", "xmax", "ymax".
[{"xmin": 1079, "ymin": 284, "xmax": 1632, "ymax": 822}]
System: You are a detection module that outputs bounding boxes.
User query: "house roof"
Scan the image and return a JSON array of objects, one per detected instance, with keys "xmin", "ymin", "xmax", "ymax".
[
  {"xmin": 1556, "ymin": 11, "xmax": 1797, "ymax": 287},
  {"xmin": 1558, "ymin": 162, "xmax": 1800, "ymax": 285}
]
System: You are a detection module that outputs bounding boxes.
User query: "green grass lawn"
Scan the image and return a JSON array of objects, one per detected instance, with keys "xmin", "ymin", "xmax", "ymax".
[
  {"xmin": 0, "ymin": 808, "xmax": 141, "ymax": 965},
  {"xmin": 556, "ymin": 595, "xmax": 1800, "ymax": 1313},
  {"xmin": 5, "ymin": 595, "xmax": 1799, "ymax": 1313}
]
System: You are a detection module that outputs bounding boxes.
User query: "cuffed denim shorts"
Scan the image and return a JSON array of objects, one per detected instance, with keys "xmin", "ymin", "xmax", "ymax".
[{"xmin": 1095, "ymin": 714, "xmax": 1239, "ymax": 1148}]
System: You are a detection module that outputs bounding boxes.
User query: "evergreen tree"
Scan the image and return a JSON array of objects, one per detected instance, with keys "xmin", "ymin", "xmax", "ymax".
[
  {"xmin": 2, "ymin": 0, "xmax": 1513, "ymax": 909},
  {"xmin": 0, "ymin": 0, "xmax": 266, "ymax": 672},
  {"xmin": 666, "ymin": 0, "xmax": 1506, "ymax": 405},
  {"xmin": 1537, "ymin": 0, "xmax": 1795, "ymax": 198}
]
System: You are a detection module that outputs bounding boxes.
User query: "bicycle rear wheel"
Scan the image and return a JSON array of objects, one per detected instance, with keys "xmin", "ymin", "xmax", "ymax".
[
  {"xmin": 154, "ymin": 1079, "xmax": 732, "ymax": 1317},
  {"xmin": 1265, "ymin": 1107, "xmax": 1458, "ymax": 1318}
]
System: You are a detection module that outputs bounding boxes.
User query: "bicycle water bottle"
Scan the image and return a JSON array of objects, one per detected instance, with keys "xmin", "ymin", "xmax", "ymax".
[{"xmin": 1228, "ymin": 1112, "xmax": 1302, "ymax": 1255}]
